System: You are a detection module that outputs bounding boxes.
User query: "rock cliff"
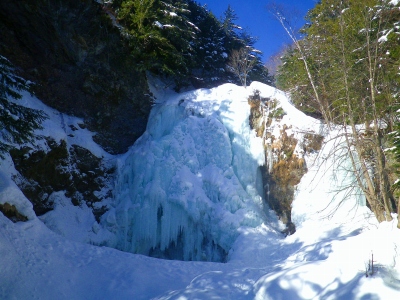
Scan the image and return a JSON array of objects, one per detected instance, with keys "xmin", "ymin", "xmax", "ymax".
[
  {"xmin": 248, "ymin": 90, "xmax": 323, "ymax": 235},
  {"xmin": 0, "ymin": 0, "xmax": 152, "ymax": 154}
]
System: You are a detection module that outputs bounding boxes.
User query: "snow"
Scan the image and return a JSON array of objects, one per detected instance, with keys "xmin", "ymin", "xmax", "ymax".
[
  {"xmin": 378, "ymin": 29, "xmax": 393, "ymax": 43},
  {"xmin": 16, "ymin": 90, "xmax": 110, "ymax": 159},
  {"xmin": 154, "ymin": 21, "xmax": 164, "ymax": 29},
  {"xmin": 0, "ymin": 157, "xmax": 36, "ymax": 220},
  {"xmin": 38, "ymin": 191, "xmax": 112, "ymax": 245},
  {"xmin": 1, "ymin": 81, "xmax": 400, "ymax": 299}
]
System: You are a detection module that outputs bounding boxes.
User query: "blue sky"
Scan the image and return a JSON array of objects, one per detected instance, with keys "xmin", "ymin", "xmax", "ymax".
[{"xmin": 196, "ymin": 0, "xmax": 318, "ymax": 62}]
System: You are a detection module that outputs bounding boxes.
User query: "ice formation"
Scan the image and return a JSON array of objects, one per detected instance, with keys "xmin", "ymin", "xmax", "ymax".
[{"xmin": 103, "ymin": 84, "xmax": 268, "ymax": 261}]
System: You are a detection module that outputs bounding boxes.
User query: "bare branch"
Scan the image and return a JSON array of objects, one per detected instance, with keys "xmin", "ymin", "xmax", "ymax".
[{"xmin": 227, "ymin": 47, "xmax": 257, "ymax": 87}]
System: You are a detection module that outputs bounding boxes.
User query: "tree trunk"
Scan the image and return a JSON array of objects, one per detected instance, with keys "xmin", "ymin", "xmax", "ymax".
[
  {"xmin": 364, "ymin": 8, "xmax": 393, "ymax": 221},
  {"xmin": 337, "ymin": 13, "xmax": 387, "ymax": 223},
  {"xmin": 397, "ymin": 198, "xmax": 400, "ymax": 228}
]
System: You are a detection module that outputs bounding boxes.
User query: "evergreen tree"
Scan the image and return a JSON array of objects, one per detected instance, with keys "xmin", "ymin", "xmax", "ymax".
[
  {"xmin": 115, "ymin": 0, "xmax": 271, "ymax": 88},
  {"xmin": 276, "ymin": 44, "xmax": 320, "ymax": 116},
  {"xmin": 220, "ymin": 6, "xmax": 271, "ymax": 86},
  {"xmin": 186, "ymin": 1, "xmax": 229, "ymax": 87},
  {"xmin": 276, "ymin": 0, "xmax": 400, "ymax": 225},
  {"xmin": 221, "ymin": 5, "xmax": 245, "ymax": 54},
  {"xmin": 117, "ymin": 0, "xmax": 197, "ymax": 77},
  {"xmin": 0, "ymin": 56, "xmax": 47, "ymax": 158},
  {"xmin": 249, "ymin": 62, "xmax": 273, "ymax": 86},
  {"xmin": 390, "ymin": 101, "xmax": 400, "ymax": 227},
  {"xmin": 277, "ymin": 0, "xmax": 399, "ymax": 123},
  {"xmin": 221, "ymin": 5, "xmax": 239, "ymax": 37}
]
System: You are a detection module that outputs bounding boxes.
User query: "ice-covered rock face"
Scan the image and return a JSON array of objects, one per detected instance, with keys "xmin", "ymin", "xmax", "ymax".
[
  {"xmin": 247, "ymin": 85, "xmax": 324, "ymax": 235},
  {"xmin": 103, "ymin": 84, "xmax": 268, "ymax": 262}
]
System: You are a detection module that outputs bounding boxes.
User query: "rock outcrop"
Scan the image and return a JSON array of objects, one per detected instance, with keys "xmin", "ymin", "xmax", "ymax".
[
  {"xmin": 248, "ymin": 90, "xmax": 323, "ymax": 235},
  {"xmin": 10, "ymin": 138, "xmax": 114, "ymax": 220},
  {"xmin": 0, "ymin": 0, "xmax": 152, "ymax": 154}
]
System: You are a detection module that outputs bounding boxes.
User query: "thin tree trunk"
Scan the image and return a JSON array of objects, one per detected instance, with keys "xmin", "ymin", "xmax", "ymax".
[
  {"xmin": 272, "ymin": 8, "xmax": 331, "ymax": 129},
  {"xmin": 364, "ymin": 9, "xmax": 393, "ymax": 221},
  {"xmin": 338, "ymin": 11, "xmax": 386, "ymax": 222},
  {"xmin": 397, "ymin": 198, "xmax": 400, "ymax": 228}
]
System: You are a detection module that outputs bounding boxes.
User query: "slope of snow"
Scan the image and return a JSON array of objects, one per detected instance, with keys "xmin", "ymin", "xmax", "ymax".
[
  {"xmin": 16, "ymin": 90, "xmax": 111, "ymax": 159},
  {"xmin": 1, "ymin": 82, "xmax": 400, "ymax": 299}
]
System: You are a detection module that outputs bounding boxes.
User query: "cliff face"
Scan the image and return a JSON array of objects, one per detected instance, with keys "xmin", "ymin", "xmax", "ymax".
[
  {"xmin": 0, "ymin": 0, "xmax": 153, "ymax": 222},
  {"xmin": 0, "ymin": 0, "xmax": 152, "ymax": 154},
  {"xmin": 0, "ymin": 0, "xmax": 318, "ymax": 239},
  {"xmin": 248, "ymin": 90, "xmax": 323, "ymax": 235},
  {"xmin": 9, "ymin": 138, "xmax": 114, "ymax": 219}
]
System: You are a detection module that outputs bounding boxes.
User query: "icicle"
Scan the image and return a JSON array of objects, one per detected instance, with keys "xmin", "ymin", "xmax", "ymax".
[{"xmin": 104, "ymin": 85, "xmax": 267, "ymax": 262}]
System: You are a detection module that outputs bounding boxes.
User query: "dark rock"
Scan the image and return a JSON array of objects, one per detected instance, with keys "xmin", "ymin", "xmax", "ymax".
[
  {"xmin": 0, "ymin": 202, "xmax": 28, "ymax": 223},
  {"xmin": 248, "ymin": 92, "xmax": 314, "ymax": 235},
  {"xmin": 10, "ymin": 138, "xmax": 114, "ymax": 220},
  {"xmin": 0, "ymin": 0, "xmax": 152, "ymax": 154}
]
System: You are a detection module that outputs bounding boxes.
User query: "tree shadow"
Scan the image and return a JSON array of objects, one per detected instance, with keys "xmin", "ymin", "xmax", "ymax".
[
  {"xmin": 375, "ymin": 265, "xmax": 400, "ymax": 291},
  {"xmin": 252, "ymin": 265, "xmax": 380, "ymax": 300},
  {"xmin": 287, "ymin": 227, "xmax": 363, "ymax": 263},
  {"xmin": 156, "ymin": 227, "xmax": 369, "ymax": 299}
]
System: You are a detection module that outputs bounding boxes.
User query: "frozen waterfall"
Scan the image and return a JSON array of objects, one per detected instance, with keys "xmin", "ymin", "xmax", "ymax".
[{"xmin": 103, "ymin": 84, "xmax": 268, "ymax": 261}]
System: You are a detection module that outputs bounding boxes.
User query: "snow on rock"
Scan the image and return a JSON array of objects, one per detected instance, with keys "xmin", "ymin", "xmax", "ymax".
[
  {"xmin": 1, "ymin": 90, "xmax": 113, "ymax": 242},
  {"xmin": 247, "ymin": 82, "xmax": 324, "ymax": 231},
  {"xmin": 38, "ymin": 191, "xmax": 113, "ymax": 245},
  {"xmin": 0, "ymin": 156, "xmax": 36, "ymax": 220},
  {"xmin": 18, "ymin": 90, "xmax": 110, "ymax": 159},
  {"xmin": 250, "ymin": 81, "xmax": 321, "ymax": 134}
]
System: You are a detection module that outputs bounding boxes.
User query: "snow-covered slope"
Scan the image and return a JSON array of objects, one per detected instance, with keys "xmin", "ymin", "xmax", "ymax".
[{"xmin": 1, "ymin": 82, "xmax": 400, "ymax": 299}]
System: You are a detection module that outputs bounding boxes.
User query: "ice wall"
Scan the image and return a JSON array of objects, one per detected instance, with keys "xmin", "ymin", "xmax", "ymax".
[{"xmin": 103, "ymin": 84, "xmax": 267, "ymax": 261}]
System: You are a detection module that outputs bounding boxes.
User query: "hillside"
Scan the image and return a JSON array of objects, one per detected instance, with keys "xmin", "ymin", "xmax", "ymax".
[
  {"xmin": 1, "ymin": 0, "xmax": 400, "ymax": 299},
  {"xmin": 1, "ymin": 81, "xmax": 400, "ymax": 299}
]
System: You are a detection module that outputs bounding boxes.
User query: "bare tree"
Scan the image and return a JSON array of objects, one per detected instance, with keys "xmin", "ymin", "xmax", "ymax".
[
  {"xmin": 271, "ymin": 0, "xmax": 398, "ymax": 225},
  {"xmin": 267, "ymin": 2, "xmax": 332, "ymax": 129},
  {"xmin": 227, "ymin": 47, "xmax": 257, "ymax": 87},
  {"xmin": 335, "ymin": 4, "xmax": 394, "ymax": 223},
  {"xmin": 265, "ymin": 45, "xmax": 288, "ymax": 76}
]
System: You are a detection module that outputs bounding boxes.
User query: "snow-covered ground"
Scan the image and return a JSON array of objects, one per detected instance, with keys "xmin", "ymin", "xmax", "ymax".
[{"xmin": 1, "ymin": 82, "xmax": 400, "ymax": 299}]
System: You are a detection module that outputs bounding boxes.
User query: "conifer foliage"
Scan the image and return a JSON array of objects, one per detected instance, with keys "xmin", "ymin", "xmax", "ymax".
[
  {"xmin": 117, "ymin": 0, "xmax": 195, "ymax": 77},
  {"xmin": 276, "ymin": 0, "xmax": 400, "ymax": 225},
  {"xmin": 113, "ymin": 0, "xmax": 272, "ymax": 88},
  {"xmin": 0, "ymin": 56, "xmax": 47, "ymax": 157}
]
